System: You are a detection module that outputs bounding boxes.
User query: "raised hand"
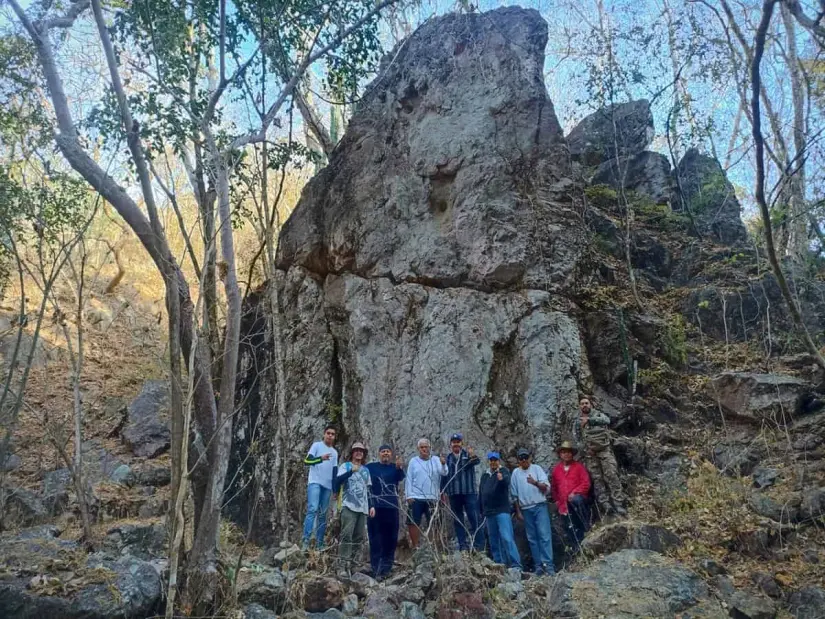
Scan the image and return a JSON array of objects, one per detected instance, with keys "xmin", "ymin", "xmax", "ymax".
[
  {"xmin": 496, "ymin": 471, "xmax": 503, "ymax": 481},
  {"xmin": 527, "ymin": 474, "xmax": 536, "ymax": 486},
  {"xmin": 439, "ymin": 454, "xmax": 446, "ymax": 465},
  {"xmin": 321, "ymin": 453, "xmax": 331, "ymax": 461},
  {"xmin": 395, "ymin": 456, "xmax": 404, "ymax": 469},
  {"xmin": 352, "ymin": 463, "xmax": 360, "ymax": 472},
  {"xmin": 467, "ymin": 446, "xmax": 475, "ymax": 458}
]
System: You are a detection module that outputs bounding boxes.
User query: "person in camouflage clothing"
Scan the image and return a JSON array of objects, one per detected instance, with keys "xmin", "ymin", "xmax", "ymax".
[{"xmin": 572, "ymin": 397, "xmax": 627, "ymax": 516}]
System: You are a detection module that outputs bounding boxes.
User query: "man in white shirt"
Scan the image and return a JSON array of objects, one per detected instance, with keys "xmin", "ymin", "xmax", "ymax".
[
  {"xmin": 404, "ymin": 438, "xmax": 448, "ymax": 548},
  {"xmin": 301, "ymin": 425, "xmax": 339, "ymax": 551},
  {"xmin": 510, "ymin": 448, "xmax": 555, "ymax": 575}
]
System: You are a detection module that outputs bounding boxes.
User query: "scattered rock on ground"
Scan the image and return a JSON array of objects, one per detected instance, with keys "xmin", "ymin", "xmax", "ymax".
[
  {"xmin": 121, "ymin": 380, "xmax": 171, "ymax": 458},
  {"xmin": 104, "ymin": 523, "xmax": 167, "ymax": 560},
  {"xmin": 238, "ymin": 568, "xmax": 287, "ymax": 610},
  {"xmin": 799, "ymin": 487, "xmax": 825, "ymax": 522},
  {"xmin": 748, "ymin": 493, "xmax": 800, "ymax": 523},
  {"xmin": 1, "ymin": 453, "xmax": 21, "ymax": 472},
  {"xmin": 301, "ymin": 576, "xmax": 344, "ymax": 613},
  {"xmin": 752, "ymin": 467, "xmax": 780, "ymax": 489},
  {"xmin": 243, "ymin": 603, "xmax": 278, "ymax": 619}
]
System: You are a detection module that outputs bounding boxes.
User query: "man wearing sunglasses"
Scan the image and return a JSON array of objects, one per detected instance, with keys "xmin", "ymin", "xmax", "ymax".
[{"xmin": 510, "ymin": 448, "xmax": 555, "ymax": 576}]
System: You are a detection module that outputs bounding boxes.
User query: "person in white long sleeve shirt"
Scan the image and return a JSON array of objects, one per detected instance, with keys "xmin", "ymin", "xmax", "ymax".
[{"xmin": 405, "ymin": 438, "xmax": 448, "ymax": 548}]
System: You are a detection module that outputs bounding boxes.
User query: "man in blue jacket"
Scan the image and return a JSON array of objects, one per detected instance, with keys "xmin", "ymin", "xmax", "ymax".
[{"xmin": 366, "ymin": 444, "xmax": 406, "ymax": 579}]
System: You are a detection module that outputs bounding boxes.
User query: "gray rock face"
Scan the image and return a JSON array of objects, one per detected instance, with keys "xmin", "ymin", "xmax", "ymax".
[
  {"xmin": 121, "ymin": 380, "xmax": 170, "ymax": 458},
  {"xmin": 748, "ymin": 493, "xmax": 800, "ymax": 523},
  {"xmin": 244, "ymin": 603, "xmax": 279, "ymax": 619},
  {"xmin": 592, "ymin": 150, "xmax": 674, "ymax": 205},
  {"xmin": 799, "ymin": 487, "xmax": 825, "ymax": 522},
  {"xmin": 708, "ymin": 372, "xmax": 810, "ymax": 424},
  {"xmin": 277, "ymin": 7, "xmax": 581, "ymax": 291},
  {"xmin": 238, "ymin": 568, "xmax": 287, "ymax": 609},
  {"xmin": 566, "ymin": 100, "xmax": 654, "ymax": 166},
  {"xmin": 103, "ymin": 523, "xmax": 167, "ymax": 560},
  {"xmin": 674, "ymin": 148, "xmax": 747, "ymax": 245},
  {"xmin": 548, "ymin": 549, "xmax": 726, "ymax": 618},
  {"xmin": 233, "ymin": 7, "xmax": 588, "ymax": 541}
]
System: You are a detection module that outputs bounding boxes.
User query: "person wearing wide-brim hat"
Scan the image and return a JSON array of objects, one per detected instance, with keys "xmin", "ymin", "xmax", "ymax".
[
  {"xmin": 335, "ymin": 441, "xmax": 375, "ymax": 576},
  {"xmin": 550, "ymin": 440, "xmax": 591, "ymax": 551}
]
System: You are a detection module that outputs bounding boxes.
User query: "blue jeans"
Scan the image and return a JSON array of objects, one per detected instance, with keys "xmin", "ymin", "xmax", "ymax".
[
  {"xmin": 485, "ymin": 512, "xmax": 521, "ymax": 568},
  {"xmin": 522, "ymin": 503, "xmax": 554, "ymax": 575},
  {"xmin": 449, "ymin": 494, "xmax": 485, "ymax": 551},
  {"xmin": 302, "ymin": 483, "xmax": 332, "ymax": 548}
]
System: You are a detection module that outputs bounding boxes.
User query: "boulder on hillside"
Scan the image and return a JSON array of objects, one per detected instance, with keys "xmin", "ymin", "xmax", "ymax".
[
  {"xmin": 566, "ymin": 100, "xmax": 654, "ymax": 166},
  {"xmin": 104, "ymin": 523, "xmax": 167, "ymax": 560},
  {"xmin": 548, "ymin": 549, "xmax": 726, "ymax": 618},
  {"xmin": 0, "ymin": 535, "xmax": 162, "ymax": 619},
  {"xmin": 708, "ymin": 372, "xmax": 810, "ymax": 424},
  {"xmin": 301, "ymin": 576, "xmax": 345, "ymax": 613},
  {"xmin": 789, "ymin": 586, "xmax": 825, "ymax": 619},
  {"xmin": 799, "ymin": 487, "xmax": 825, "ymax": 522},
  {"xmin": 592, "ymin": 150, "xmax": 674, "ymax": 205},
  {"xmin": 121, "ymin": 380, "xmax": 170, "ymax": 458},
  {"xmin": 1, "ymin": 487, "xmax": 47, "ymax": 527},
  {"xmin": 237, "ymin": 568, "xmax": 287, "ymax": 609},
  {"xmin": 581, "ymin": 522, "xmax": 682, "ymax": 556},
  {"xmin": 674, "ymin": 148, "xmax": 747, "ymax": 245}
]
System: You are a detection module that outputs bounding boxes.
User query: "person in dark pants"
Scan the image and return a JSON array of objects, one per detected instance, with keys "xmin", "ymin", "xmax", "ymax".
[
  {"xmin": 442, "ymin": 433, "xmax": 484, "ymax": 552},
  {"xmin": 479, "ymin": 452, "xmax": 521, "ymax": 569},
  {"xmin": 550, "ymin": 441, "xmax": 591, "ymax": 551},
  {"xmin": 366, "ymin": 444, "xmax": 406, "ymax": 579}
]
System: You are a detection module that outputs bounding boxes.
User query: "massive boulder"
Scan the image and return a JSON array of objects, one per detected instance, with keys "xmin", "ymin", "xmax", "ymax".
[
  {"xmin": 233, "ymin": 7, "xmax": 587, "ymax": 540},
  {"xmin": 121, "ymin": 380, "xmax": 170, "ymax": 458}
]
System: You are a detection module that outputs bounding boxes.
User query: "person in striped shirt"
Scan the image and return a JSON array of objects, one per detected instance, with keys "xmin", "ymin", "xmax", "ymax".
[{"xmin": 442, "ymin": 433, "xmax": 484, "ymax": 551}]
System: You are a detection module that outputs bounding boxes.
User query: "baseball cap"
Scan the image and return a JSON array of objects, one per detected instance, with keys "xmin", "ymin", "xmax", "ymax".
[
  {"xmin": 450, "ymin": 433, "xmax": 463, "ymax": 442},
  {"xmin": 487, "ymin": 451, "xmax": 500, "ymax": 460},
  {"xmin": 516, "ymin": 448, "xmax": 531, "ymax": 458}
]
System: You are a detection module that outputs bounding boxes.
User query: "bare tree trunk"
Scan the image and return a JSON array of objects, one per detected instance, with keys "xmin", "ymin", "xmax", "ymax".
[
  {"xmin": 780, "ymin": 2, "xmax": 809, "ymax": 261},
  {"xmin": 751, "ymin": 0, "xmax": 825, "ymax": 371}
]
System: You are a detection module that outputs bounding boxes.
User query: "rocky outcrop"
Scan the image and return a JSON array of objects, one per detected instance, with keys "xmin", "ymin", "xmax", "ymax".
[
  {"xmin": 567, "ymin": 100, "xmax": 654, "ymax": 166},
  {"xmin": 674, "ymin": 148, "xmax": 747, "ymax": 245},
  {"xmin": 233, "ymin": 7, "xmax": 587, "ymax": 540},
  {"xmin": 581, "ymin": 522, "xmax": 682, "ymax": 556},
  {"xmin": 708, "ymin": 372, "xmax": 812, "ymax": 424},
  {"xmin": 548, "ymin": 549, "xmax": 726, "ymax": 617},
  {"xmin": 121, "ymin": 380, "xmax": 170, "ymax": 458},
  {"xmin": 277, "ymin": 8, "xmax": 580, "ymax": 291},
  {"xmin": 592, "ymin": 150, "xmax": 674, "ymax": 206}
]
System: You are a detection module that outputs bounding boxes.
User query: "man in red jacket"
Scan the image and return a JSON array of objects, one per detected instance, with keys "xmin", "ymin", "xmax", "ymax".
[{"xmin": 550, "ymin": 441, "xmax": 591, "ymax": 551}]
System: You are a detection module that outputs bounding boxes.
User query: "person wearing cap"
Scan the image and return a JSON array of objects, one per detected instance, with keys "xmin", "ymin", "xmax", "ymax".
[
  {"xmin": 335, "ymin": 441, "xmax": 375, "ymax": 576},
  {"xmin": 510, "ymin": 448, "xmax": 555, "ymax": 576},
  {"xmin": 479, "ymin": 451, "xmax": 521, "ymax": 569},
  {"xmin": 366, "ymin": 444, "xmax": 406, "ymax": 579},
  {"xmin": 550, "ymin": 441, "xmax": 591, "ymax": 550},
  {"xmin": 442, "ymin": 433, "xmax": 484, "ymax": 552},
  {"xmin": 405, "ymin": 438, "xmax": 448, "ymax": 549},
  {"xmin": 573, "ymin": 396, "xmax": 627, "ymax": 517},
  {"xmin": 301, "ymin": 424, "xmax": 339, "ymax": 551}
]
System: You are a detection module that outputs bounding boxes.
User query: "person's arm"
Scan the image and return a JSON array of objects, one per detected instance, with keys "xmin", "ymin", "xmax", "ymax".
[
  {"xmin": 532, "ymin": 466, "xmax": 550, "ymax": 495},
  {"xmin": 367, "ymin": 471, "xmax": 375, "ymax": 515},
  {"xmin": 395, "ymin": 466, "xmax": 406, "ymax": 483},
  {"xmin": 303, "ymin": 443, "xmax": 322, "ymax": 466},
  {"xmin": 550, "ymin": 466, "xmax": 560, "ymax": 506},
  {"xmin": 478, "ymin": 474, "xmax": 486, "ymax": 514},
  {"xmin": 335, "ymin": 462, "xmax": 354, "ymax": 493}
]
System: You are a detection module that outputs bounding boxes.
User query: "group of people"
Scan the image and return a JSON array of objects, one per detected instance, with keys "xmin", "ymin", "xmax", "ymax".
[{"xmin": 300, "ymin": 397, "xmax": 628, "ymax": 578}]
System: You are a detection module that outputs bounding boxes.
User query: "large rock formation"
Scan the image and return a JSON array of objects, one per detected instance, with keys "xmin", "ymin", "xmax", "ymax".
[{"xmin": 234, "ymin": 7, "xmax": 587, "ymax": 540}]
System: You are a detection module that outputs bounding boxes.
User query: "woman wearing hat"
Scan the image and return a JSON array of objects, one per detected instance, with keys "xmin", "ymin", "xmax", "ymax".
[
  {"xmin": 335, "ymin": 441, "xmax": 374, "ymax": 576},
  {"xmin": 550, "ymin": 441, "xmax": 591, "ymax": 550}
]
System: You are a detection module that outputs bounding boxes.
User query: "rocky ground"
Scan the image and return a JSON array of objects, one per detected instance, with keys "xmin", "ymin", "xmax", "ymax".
[{"xmin": 2, "ymin": 5, "xmax": 825, "ymax": 619}]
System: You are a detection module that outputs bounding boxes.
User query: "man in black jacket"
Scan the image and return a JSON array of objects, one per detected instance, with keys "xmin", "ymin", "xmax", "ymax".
[{"xmin": 479, "ymin": 452, "xmax": 521, "ymax": 569}]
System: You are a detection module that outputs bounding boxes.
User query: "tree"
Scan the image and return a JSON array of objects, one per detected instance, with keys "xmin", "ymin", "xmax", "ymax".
[{"xmin": 7, "ymin": 0, "xmax": 400, "ymax": 610}]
